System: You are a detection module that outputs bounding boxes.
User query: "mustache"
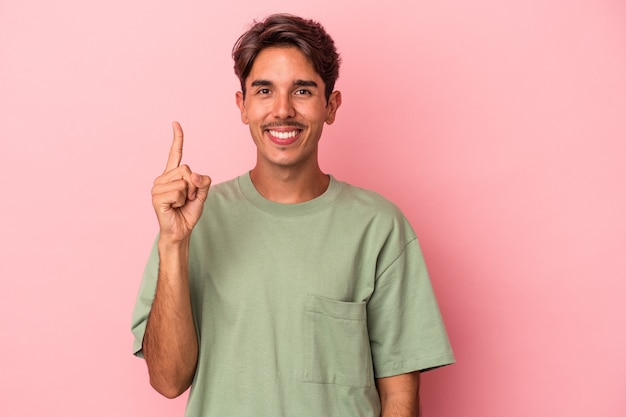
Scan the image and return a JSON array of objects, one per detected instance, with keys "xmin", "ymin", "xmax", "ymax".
[{"xmin": 262, "ymin": 121, "xmax": 306, "ymax": 130}]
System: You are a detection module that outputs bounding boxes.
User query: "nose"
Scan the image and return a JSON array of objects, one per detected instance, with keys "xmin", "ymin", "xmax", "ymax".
[{"xmin": 272, "ymin": 93, "xmax": 296, "ymax": 119}]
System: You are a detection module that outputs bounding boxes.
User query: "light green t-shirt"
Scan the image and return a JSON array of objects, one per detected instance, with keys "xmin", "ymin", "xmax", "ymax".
[{"xmin": 132, "ymin": 173, "xmax": 454, "ymax": 416}]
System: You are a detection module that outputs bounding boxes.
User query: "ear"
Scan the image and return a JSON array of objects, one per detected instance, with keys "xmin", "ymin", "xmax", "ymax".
[
  {"xmin": 235, "ymin": 91, "xmax": 249, "ymax": 124},
  {"xmin": 325, "ymin": 90, "xmax": 342, "ymax": 125}
]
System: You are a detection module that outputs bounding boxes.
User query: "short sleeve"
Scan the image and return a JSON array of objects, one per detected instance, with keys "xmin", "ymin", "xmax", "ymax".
[
  {"xmin": 366, "ymin": 237, "xmax": 455, "ymax": 378},
  {"xmin": 130, "ymin": 239, "xmax": 160, "ymax": 358}
]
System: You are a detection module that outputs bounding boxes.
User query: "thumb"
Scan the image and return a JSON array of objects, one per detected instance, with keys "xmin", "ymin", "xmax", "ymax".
[{"xmin": 191, "ymin": 173, "xmax": 212, "ymax": 202}]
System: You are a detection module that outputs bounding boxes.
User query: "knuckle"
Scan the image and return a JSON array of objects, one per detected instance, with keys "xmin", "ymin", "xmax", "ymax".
[{"xmin": 153, "ymin": 174, "xmax": 166, "ymax": 186}]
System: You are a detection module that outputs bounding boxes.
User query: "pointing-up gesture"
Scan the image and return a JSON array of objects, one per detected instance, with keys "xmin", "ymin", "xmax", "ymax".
[
  {"xmin": 145, "ymin": 122, "xmax": 209, "ymax": 397},
  {"xmin": 151, "ymin": 122, "xmax": 212, "ymax": 244}
]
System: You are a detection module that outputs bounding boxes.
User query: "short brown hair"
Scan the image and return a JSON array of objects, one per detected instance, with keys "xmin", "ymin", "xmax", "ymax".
[{"xmin": 232, "ymin": 14, "xmax": 341, "ymax": 101}]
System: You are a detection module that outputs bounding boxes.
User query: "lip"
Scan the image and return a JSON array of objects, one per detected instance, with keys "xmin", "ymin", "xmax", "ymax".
[{"xmin": 265, "ymin": 128, "xmax": 302, "ymax": 146}]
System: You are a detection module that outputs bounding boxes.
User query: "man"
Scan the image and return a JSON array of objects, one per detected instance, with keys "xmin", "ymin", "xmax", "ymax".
[{"xmin": 132, "ymin": 13, "xmax": 454, "ymax": 417}]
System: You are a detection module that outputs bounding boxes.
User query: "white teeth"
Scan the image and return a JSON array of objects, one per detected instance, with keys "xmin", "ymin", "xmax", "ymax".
[{"xmin": 269, "ymin": 130, "xmax": 299, "ymax": 139}]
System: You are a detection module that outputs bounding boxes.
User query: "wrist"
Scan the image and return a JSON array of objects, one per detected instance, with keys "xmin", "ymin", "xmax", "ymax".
[
  {"xmin": 157, "ymin": 237, "xmax": 190, "ymax": 267},
  {"xmin": 158, "ymin": 235, "xmax": 190, "ymax": 251}
]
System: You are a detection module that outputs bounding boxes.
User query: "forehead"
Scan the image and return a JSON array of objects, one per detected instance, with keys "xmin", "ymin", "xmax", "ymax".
[{"xmin": 246, "ymin": 46, "xmax": 322, "ymax": 84}]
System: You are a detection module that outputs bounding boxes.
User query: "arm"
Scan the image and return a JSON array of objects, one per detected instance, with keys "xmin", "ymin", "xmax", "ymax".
[
  {"xmin": 142, "ymin": 122, "xmax": 211, "ymax": 398},
  {"xmin": 143, "ymin": 239, "xmax": 197, "ymax": 398},
  {"xmin": 376, "ymin": 371, "xmax": 421, "ymax": 417}
]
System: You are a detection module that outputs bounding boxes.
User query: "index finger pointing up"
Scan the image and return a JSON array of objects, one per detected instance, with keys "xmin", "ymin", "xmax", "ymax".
[{"xmin": 165, "ymin": 121, "xmax": 184, "ymax": 173}]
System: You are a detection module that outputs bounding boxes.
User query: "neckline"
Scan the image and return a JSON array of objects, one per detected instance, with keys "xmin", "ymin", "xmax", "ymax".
[{"xmin": 238, "ymin": 171, "xmax": 342, "ymax": 217}]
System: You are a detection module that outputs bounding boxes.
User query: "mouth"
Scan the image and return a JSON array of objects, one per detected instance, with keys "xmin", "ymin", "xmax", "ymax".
[
  {"xmin": 267, "ymin": 129, "xmax": 300, "ymax": 140},
  {"xmin": 265, "ymin": 126, "xmax": 304, "ymax": 146}
]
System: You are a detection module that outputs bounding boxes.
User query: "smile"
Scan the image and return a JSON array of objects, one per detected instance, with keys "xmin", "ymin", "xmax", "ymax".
[{"xmin": 268, "ymin": 130, "xmax": 300, "ymax": 139}]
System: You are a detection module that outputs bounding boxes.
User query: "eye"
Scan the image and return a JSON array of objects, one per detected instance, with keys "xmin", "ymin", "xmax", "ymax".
[
  {"xmin": 256, "ymin": 88, "xmax": 271, "ymax": 95},
  {"xmin": 294, "ymin": 89, "xmax": 312, "ymax": 96}
]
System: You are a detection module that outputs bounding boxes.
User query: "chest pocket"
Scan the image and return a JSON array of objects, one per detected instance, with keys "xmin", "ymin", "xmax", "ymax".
[{"xmin": 303, "ymin": 294, "xmax": 372, "ymax": 387}]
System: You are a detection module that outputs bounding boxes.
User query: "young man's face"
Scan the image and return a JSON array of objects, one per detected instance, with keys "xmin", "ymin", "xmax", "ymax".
[{"xmin": 236, "ymin": 46, "xmax": 341, "ymax": 172}]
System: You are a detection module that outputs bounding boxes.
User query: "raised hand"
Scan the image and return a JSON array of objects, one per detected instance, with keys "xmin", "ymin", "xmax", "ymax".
[{"xmin": 151, "ymin": 121, "xmax": 211, "ymax": 244}]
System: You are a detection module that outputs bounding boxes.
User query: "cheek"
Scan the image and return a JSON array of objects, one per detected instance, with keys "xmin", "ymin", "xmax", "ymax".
[{"xmin": 246, "ymin": 104, "xmax": 271, "ymax": 123}]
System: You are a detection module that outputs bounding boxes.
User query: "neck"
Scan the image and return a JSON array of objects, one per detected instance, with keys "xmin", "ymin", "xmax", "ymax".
[{"xmin": 249, "ymin": 165, "xmax": 330, "ymax": 204}]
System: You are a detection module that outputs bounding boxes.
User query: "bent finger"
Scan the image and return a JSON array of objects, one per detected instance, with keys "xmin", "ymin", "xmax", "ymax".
[
  {"xmin": 153, "ymin": 188, "xmax": 188, "ymax": 210},
  {"xmin": 151, "ymin": 178, "xmax": 188, "ymax": 197},
  {"xmin": 191, "ymin": 173, "xmax": 212, "ymax": 203},
  {"xmin": 154, "ymin": 164, "xmax": 193, "ymax": 186}
]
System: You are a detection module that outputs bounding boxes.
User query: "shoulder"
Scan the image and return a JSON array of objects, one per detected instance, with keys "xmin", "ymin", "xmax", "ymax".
[
  {"xmin": 194, "ymin": 175, "xmax": 246, "ymax": 230},
  {"xmin": 332, "ymin": 178, "xmax": 417, "ymax": 244},
  {"xmin": 334, "ymin": 178, "xmax": 406, "ymax": 219},
  {"xmin": 206, "ymin": 176, "xmax": 241, "ymax": 201}
]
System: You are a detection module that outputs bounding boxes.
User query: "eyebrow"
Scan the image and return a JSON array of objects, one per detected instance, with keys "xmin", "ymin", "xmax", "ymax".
[
  {"xmin": 294, "ymin": 80, "xmax": 318, "ymax": 88},
  {"xmin": 250, "ymin": 79, "xmax": 318, "ymax": 88},
  {"xmin": 250, "ymin": 79, "xmax": 272, "ymax": 87}
]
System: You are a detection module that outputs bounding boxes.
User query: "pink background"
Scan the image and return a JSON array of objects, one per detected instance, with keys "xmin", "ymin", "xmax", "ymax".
[{"xmin": 1, "ymin": 0, "xmax": 625, "ymax": 416}]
